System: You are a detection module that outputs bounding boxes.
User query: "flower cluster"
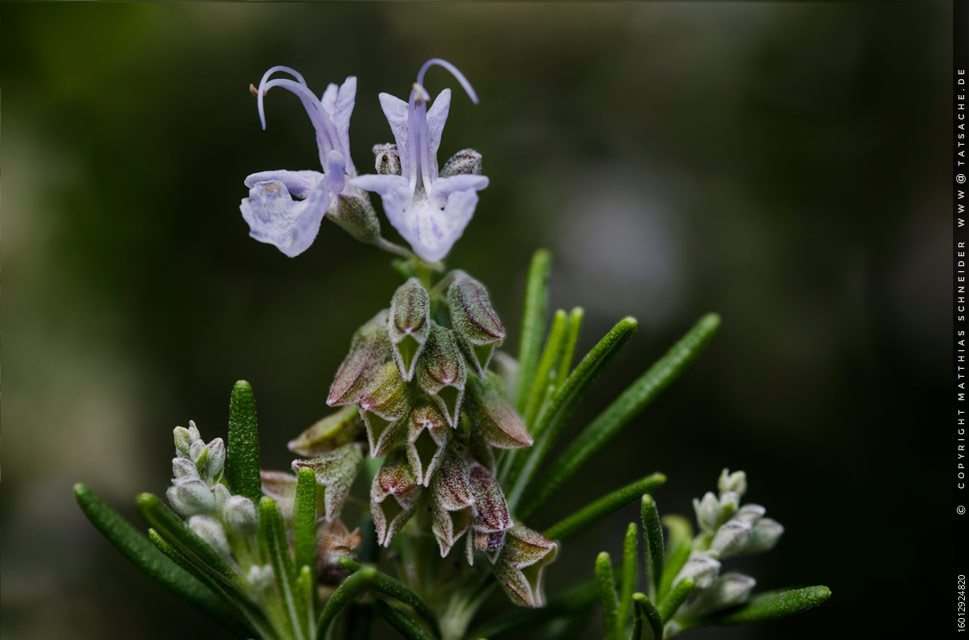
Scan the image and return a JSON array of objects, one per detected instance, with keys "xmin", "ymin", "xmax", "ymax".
[
  {"xmin": 240, "ymin": 59, "xmax": 487, "ymax": 263},
  {"xmin": 667, "ymin": 469, "xmax": 784, "ymax": 628}
]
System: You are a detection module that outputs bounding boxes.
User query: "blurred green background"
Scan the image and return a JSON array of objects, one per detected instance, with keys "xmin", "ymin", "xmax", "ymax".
[{"xmin": 1, "ymin": 3, "xmax": 951, "ymax": 638}]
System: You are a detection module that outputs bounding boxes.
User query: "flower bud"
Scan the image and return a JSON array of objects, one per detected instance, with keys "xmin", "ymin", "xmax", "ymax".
[
  {"xmin": 492, "ymin": 523, "xmax": 558, "ymax": 607},
  {"xmin": 293, "ymin": 443, "xmax": 364, "ymax": 522},
  {"xmin": 416, "ymin": 325, "xmax": 467, "ymax": 427},
  {"xmin": 212, "ymin": 483, "xmax": 231, "ymax": 513},
  {"xmin": 260, "ymin": 470, "xmax": 297, "ymax": 521},
  {"xmin": 718, "ymin": 491, "xmax": 740, "ymax": 522},
  {"xmin": 327, "ymin": 310, "xmax": 392, "ymax": 407},
  {"xmin": 247, "ymin": 564, "xmax": 274, "ymax": 591},
  {"xmin": 693, "ymin": 492, "xmax": 721, "ymax": 534},
  {"xmin": 718, "ymin": 468, "xmax": 747, "ymax": 497},
  {"xmin": 328, "ymin": 192, "xmax": 382, "ymax": 245},
  {"xmin": 675, "ymin": 553, "xmax": 721, "ymax": 591},
  {"xmin": 188, "ymin": 515, "xmax": 231, "ymax": 558},
  {"xmin": 406, "ymin": 404, "xmax": 451, "ymax": 486},
  {"xmin": 744, "ymin": 517, "xmax": 784, "ymax": 554},
  {"xmin": 168, "ymin": 477, "xmax": 215, "ymax": 516},
  {"xmin": 388, "ymin": 278, "xmax": 431, "ymax": 381},
  {"xmin": 357, "ymin": 361, "xmax": 411, "ymax": 458},
  {"xmin": 370, "ymin": 447, "xmax": 421, "ymax": 547},
  {"xmin": 464, "ymin": 374, "xmax": 532, "ymax": 449},
  {"xmin": 688, "ymin": 572, "xmax": 756, "ymax": 616},
  {"xmin": 440, "ymin": 149, "xmax": 483, "ymax": 178},
  {"xmin": 447, "ymin": 271, "xmax": 505, "ymax": 376},
  {"xmin": 172, "ymin": 457, "xmax": 199, "ymax": 480},
  {"xmin": 468, "ymin": 462, "xmax": 511, "ymax": 535},
  {"xmin": 173, "ymin": 423, "xmax": 200, "ymax": 455},
  {"xmin": 373, "ymin": 143, "xmax": 401, "ymax": 176},
  {"xmin": 189, "ymin": 439, "xmax": 207, "ymax": 465},
  {"xmin": 223, "ymin": 495, "xmax": 259, "ymax": 536},
  {"xmin": 709, "ymin": 518, "xmax": 753, "ymax": 559},
  {"xmin": 288, "ymin": 405, "xmax": 364, "ymax": 457},
  {"xmin": 199, "ymin": 438, "xmax": 226, "ymax": 483},
  {"xmin": 734, "ymin": 503, "xmax": 766, "ymax": 524}
]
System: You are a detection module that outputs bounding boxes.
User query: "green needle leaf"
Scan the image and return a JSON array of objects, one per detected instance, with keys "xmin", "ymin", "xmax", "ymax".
[
  {"xmin": 373, "ymin": 599, "xmax": 436, "ymax": 640},
  {"xmin": 543, "ymin": 473, "xmax": 666, "ymax": 541},
  {"xmin": 632, "ymin": 593, "xmax": 664, "ymax": 640},
  {"xmin": 657, "ymin": 577, "xmax": 693, "ymax": 623},
  {"xmin": 73, "ymin": 484, "xmax": 242, "ymax": 634},
  {"xmin": 524, "ymin": 309, "xmax": 567, "ymax": 428},
  {"xmin": 468, "ymin": 577, "xmax": 598, "ymax": 639},
  {"xmin": 520, "ymin": 313, "xmax": 720, "ymax": 519},
  {"xmin": 657, "ymin": 515, "xmax": 692, "ymax": 600},
  {"xmin": 595, "ymin": 552, "xmax": 619, "ymax": 640},
  {"xmin": 699, "ymin": 586, "xmax": 831, "ymax": 626},
  {"xmin": 297, "ymin": 566, "xmax": 316, "ymax": 639},
  {"xmin": 555, "ymin": 307, "xmax": 584, "ymax": 388},
  {"xmin": 227, "ymin": 380, "xmax": 263, "ymax": 503},
  {"xmin": 293, "ymin": 468, "xmax": 318, "ymax": 575},
  {"xmin": 508, "ymin": 316, "xmax": 639, "ymax": 511},
  {"xmin": 260, "ymin": 498, "xmax": 304, "ymax": 640},
  {"xmin": 617, "ymin": 523, "xmax": 638, "ymax": 631},
  {"xmin": 135, "ymin": 492, "xmax": 235, "ymax": 578},
  {"xmin": 146, "ymin": 529, "xmax": 277, "ymax": 640},
  {"xmin": 515, "ymin": 249, "xmax": 552, "ymax": 413},
  {"xmin": 316, "ymin": 565, "xmax": 378, "ymax": 635},
  {"xmin": 640, "ymin": 495, "xmax": 664, "ymax": 599},
  {"xmin": 338, "ymin": 557, "xmax": 441, "ymax": 639}
]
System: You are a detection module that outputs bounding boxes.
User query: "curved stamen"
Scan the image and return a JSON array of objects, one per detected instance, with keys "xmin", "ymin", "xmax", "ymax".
[
  {"xmin": 416, "ymin": 58, "xmax": 479, "ymax": 104},
  {"xmin": 256, "ymin": 66, "xmax": 308, "ymax": 129},
  {"xmin": 258, "ymin": 77, "xmax": 340, "ymax": 163}
]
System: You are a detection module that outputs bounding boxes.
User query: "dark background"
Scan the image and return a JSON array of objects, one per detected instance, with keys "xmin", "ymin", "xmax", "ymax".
[{"xmin": 1, "ymin": 3, "xmax": 952, "ymax": 639}]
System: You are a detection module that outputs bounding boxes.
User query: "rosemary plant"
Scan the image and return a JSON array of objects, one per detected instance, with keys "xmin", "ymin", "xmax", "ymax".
[{"xmin": 74, "ymin": 57, "xmax": 830, "ymax": 640}]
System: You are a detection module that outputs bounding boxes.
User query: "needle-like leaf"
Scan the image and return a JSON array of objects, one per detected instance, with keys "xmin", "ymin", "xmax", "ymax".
[
  {"xmin": 632, "ymin": 593, "xmax": 664, "ymax": 640},
  {"xmin": 292, "ymin": 468, "xmax": 318, "ymax": 574},
  {"xmin": 543, "ymin": 473, "xmax": 666, "ymax": 541},
  {"xmin": 316, "ymin": 565, "xmax": 378, "ymax": 635},
  {"xmin": 514, "ymin": 249, "xmax": 552, "ymax": 413},
  {"xmin": 657, "ymin": 577, "xmax": 693, "ymax": 623},
  {"xmin": 617, "ymin": 523, "xmax": 638, "ymax": 631},
  {"xmin": 657, "ymin": 515, "xmax": 693, "ymax": 600},
  {"xmin": 135, "ymin": 492, "xmax": 235, "ymax": 578},
  {"xmin": 519, "ymin": 314, "xmax": 720, "ymax": 519},
  {"xmin": 373, "ymin": 599, "xmax": 436, "ymax": 640},
  {"xmin": 227, "ymin": 380, "xmax": 263, "ymax": 503},
  {"xmin": 555, "ymin": 307, "xmax": 584, "ymax": 388},
  {"xmin": 260, "ymin": 498, "xmax": 303, "ymax": 640},
  {"xmin": 338, "ymin": 556, "xmax": 441, "ymax": 639},
  {"xmin": 640, "ymin": 495, "xmax": 664, "ymax": 599},
  {"xmin": 697, "ymin": 586, "xmax": 831, "ymax": 626},
  {"xmin": 595, "ymin": 552, "xmax": 619, "ymax": 640}
]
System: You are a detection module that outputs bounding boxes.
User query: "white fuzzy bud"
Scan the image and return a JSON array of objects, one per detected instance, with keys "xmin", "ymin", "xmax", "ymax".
[
  {"xmin": 734, "ymin": 503, "xmax": 766, "ymax": 523},
  {"xmin": 676, "ymin": 553, "xmax": 721, "ymax": 590},
  {"xmin": 200, "ymin": 438, "xmax": 226, "ymax": 483},
  {"xmin": 246, "ymin": 564, "xmax": 274, "ymax": 591},
  {"xmin": 172, "ymin": 457, "xmax": 199, "ymax": 480},
  {"xmin": 188, "ymin": 515, "xmax": 230, "ymax": 558},
  {"xmin": 718, "ymin": 491, "xmax": 740, "ymax": 522},
  {"xmin": 709, "ymin": 518, "xmax": 753, "ymax": 559},
  {"xmin": 169, "ymin": 477, "xmax": 215, "ymax": 516},
  {"xmin": 224, "ymin": 495, "xmax": 259, "ymax": 535},
  {"xmin": 689, "ymin": 572, "xmax": 756, "ymax": 615},
  {"xmin": 212, "ymin": 483, "xmax": 231, "ymax": 512},
  {"xmin": 693, "ymin": 492, "xmax": 721, "ymax": 534},
  {"xmin": 717, "ymin": 469, "xmax": 747, "ymax": 496},
  {"xmin": 745, "ymin": 517, "xmax": 784, "ymax": 554}
]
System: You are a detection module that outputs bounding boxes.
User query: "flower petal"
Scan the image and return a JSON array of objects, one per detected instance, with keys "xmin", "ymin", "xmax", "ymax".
[
  {"xmin": 244, "ymin": 170, "xmax": 324, "ymax": 199},
  {"xmin": 426, "ymin": 89, "xmax": 451, "ymax": 160},
  {"xmin": 378, "ymin": 92, "xmax": 411, "ymax": 177},
  {"xmin": 240, "ymin": 179, "xmax": 330, "ymax": 257}
]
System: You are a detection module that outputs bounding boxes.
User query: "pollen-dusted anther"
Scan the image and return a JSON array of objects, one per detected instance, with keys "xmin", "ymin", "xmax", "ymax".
[
  {"xmin": 447, "ymin": 271, "xmax": 505, "ymax": 376},
  {"xmin": 328, "ymin": 310, "xmax": 393, "ymax": 407},
  {"xmin": 388, "ymin": 278, "xmax": 431, "ymax": 381},
  {"xmin": 492, "ymin": 523, "xmax": 559, "ymax": 607},
  {"xmin": 406, "ymin": 404, "xmax": 451, "ymax": 487},
  {"xmin": 370, "ymin": 447, "xmax": 422, "ymax": 547},
  {"xmin": 415, "ymin": 325, "xmax": 467, "ymax": 427},
  {"xmin": 464, "ymin": 373, "xmax": 532, "ymax": 449},
  {"xmin": 291, "ymin": 443, "xmax": 364, "ymax": 522},
  {"xmin": 358, "ymin": 361, "xmax": 412, "ymax": 458},
  {"xmin": 412, "ymin": 82, "xmax": 431, "ymax": 103},
  {"xmin": 288, "ymin": 405, "xmax": 364, "ymax": 457}
]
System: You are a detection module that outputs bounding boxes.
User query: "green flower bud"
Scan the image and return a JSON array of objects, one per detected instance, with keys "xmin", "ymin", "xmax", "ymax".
[
  {"xmin": 328, "ymin": 192, "xmax": 382, "ymax": 245},
  {"xmin": 223, "ymin": 495, "xmax": 259, "ymax": 536},
  {"xmin": 328, "ymin": 310, "xmax": 392, "ymax": 407},
  {"xmin": 447, "ymin": 271, "xmax": 505, "ymax": 377},
  {"xmin": 440, "ymin": 149, "xmax": 483, "ymax": 178},
  {"xmin": 288, "ymin": 405, "xmax": 364, "ymax": 457},
  {"xmin": 292, "ymin": 443, "xmax": 364, "ymax": 522},
  {"xmin": 370, "ymin": 447, "xmax": 422, "ymax": 547},
  {"xmin": 465, "ymin": 374, "xmax": 532, "ymax": 449},
  {"xmin": 416, "ymin": 325, "xmax": 467, "ymax": 427},
  {"xmin": 188, "ymin": 515, "xmax": 231, "ymax": 558},
  {"xmin": 173, "ymin": 422, "xmax": 201, "ymax": 455},
  {"xmin": 492, "ymin": 523, "xmax": 559, "ymax": 608},
  {"xmin": 407, "ymin": 404, "xmax": 451, "ymax": 487},
  {"xmin": 388, "ymin": 278, "xmax": 431, "ymax": 381},
  {"xmin": 373, "ymin": 143, "xmax": 401, "ymax": 176}
]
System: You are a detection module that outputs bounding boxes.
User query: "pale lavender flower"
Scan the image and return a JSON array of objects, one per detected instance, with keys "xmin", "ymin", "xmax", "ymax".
[
  {"xmin": 351, "ymin": 59, "xmax": 489, "ymax": 262},
  {"xmin": 241, "ymin": 66, "xmax": 357, "ymax": 257}
]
